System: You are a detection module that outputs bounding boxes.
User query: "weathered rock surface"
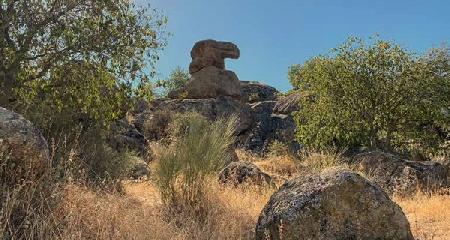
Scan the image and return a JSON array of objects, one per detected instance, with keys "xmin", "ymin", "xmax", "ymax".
[
  {"xmin": 218, "ymin": 161, "xmax": 274, "ymax": 186},
  {"xmin": 241, "ymin": 81, "xmax": 279, "ymax": 103},
  {"xmin": 183, "ymin": 66, "xmax": 242, "ymax": 99},
  {"xmin": 255, "ymin": 169, "xmax": 413, "ymax": 240},
  {"xmin": 0, "ymin": 107, "xmax": 50, "ymax": 178},
  {"xmin": 239, "ymin": 100, "xmax": 299, "ymax": 153},
  {"xmin": 352, "ymin": 150, "xmax": 449, "ymax": 196},
  {"xmin": 273, "ymin": 92, "xmax": 301, "ymax": 114},
  {"xmin": 189, "ymin": 39, "xmax": 240, "ymax": 74}
]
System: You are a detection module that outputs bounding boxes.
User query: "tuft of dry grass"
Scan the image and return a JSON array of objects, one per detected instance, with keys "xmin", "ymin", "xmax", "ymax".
[{"xmin": 396, "ymin": 193, "xmax": 450, "ymax": 240}]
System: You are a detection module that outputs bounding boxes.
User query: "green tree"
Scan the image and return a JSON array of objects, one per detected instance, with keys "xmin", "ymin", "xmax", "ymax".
[
  {"xmin": 290, "ymin": 37, "xmax": 450, "ymax": 155},
  {"xmin": 0, "ymin": 0, "xmax": 167, "ymax": 107},
  {"xmin": 156, "ymin": 66, "xmax": 190, "ymax": 97}
]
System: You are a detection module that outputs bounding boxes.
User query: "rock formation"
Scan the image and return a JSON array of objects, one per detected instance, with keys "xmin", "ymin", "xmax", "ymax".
[
  {"xmin": 218, "ymin": 161, "xmax": 274, "ymax": 187},
  {"xmin": 0, "ymin": 107, "xmax": 51, "ymax": 181},
  {"xmin": 170, "ymin": 39, "xmax": 242, "ymax": 99},
  {"xmin": 255, "ymin": 169, "xmax": 414, "ymax": 240},
  {"xmin": 351, "ymin": 150, "xmax": 449, "ymax": 196},
  {"xmin": 118, "ymin": 40, "xmax": 300, "ymax": 155}
]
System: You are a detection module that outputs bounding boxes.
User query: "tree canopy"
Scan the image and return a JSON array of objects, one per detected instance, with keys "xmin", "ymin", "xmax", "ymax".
[
  {"xmin": 0, "ymin": 0, "xmax": 168, "ymax": 106},
  {"xmin": 290, "ymin": 37, "xmax": 450, "ymax": 155}
]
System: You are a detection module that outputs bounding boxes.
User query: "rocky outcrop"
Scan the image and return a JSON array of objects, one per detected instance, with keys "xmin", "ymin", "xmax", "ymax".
[
  {"xmin": 241, "ymin": 81, "xmax": 279, "ymax": 103},
  {"xmin": 0, "ymin": 107, "xmax": 51, "ymax": 180},
  {"xmin": 255, "ymin": 169, "xmax": 413, "ymax": 240},
  {"xmin": 218, "ymin": 161, "xmax": 274, "ymax": 187},
  {"xmin": 117, "ymin": 39, "xmax": 301, "ymax": 156},
  {"xmin": 352, "ymin": 151, "xmax": 449, "ymax": 196}
]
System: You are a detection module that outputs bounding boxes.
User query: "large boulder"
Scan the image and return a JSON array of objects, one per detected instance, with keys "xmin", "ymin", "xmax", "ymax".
[
  {"xmin": 189, "ymin": 39, "xmax": 240, "ymax": 74},
  {"xmin": 218, "ymin": 161, "xmax": 274, "ymax": 187},
  {"xmin": 255, "ymin": 169, "xmax": 413, "ymax": 240},
  {"xmin": 0, "ymin": 107, "xmax": 51, "ymax": 179},
  {"xmin": 183, "ymin": 66, "xmax": 242, "ymax": 99},
  {"xmin": 241, "ymin": 81, "xmax": 279, "ymax": 103},
  {"xmin": 352, "ymin": 150, "xmax": 449, "ymax": 196}
]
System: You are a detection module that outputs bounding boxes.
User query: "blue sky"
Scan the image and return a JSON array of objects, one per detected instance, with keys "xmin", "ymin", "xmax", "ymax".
[{"xmin": 138, "ymin": 0, "xmax": 449, "ymax": 92}]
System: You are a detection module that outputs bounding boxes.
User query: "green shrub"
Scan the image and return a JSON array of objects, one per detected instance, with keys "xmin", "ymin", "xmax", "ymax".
[
  {"xmin": 156, "ymin": 112, "xmax": 237, "ymax": 217},
  {"xmin": 267, "ymin": 140, "xmax": 291, "ymax": 157},
  {"xmin": 156, "ymin": 67, "xmax": 190, "ymax": 97},
  {"xmin": 290, "ymin": 37, "xmax": 450, "ymax": 156}
]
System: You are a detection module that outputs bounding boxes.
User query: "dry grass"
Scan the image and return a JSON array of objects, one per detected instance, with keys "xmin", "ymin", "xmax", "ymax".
[
  {"xmin": 3, "ymin": 151, "xmax": 449, "ymax": 239},
  {"xmin": 396, "ymin": 193, "xmax": 450, "ymax": 240}
]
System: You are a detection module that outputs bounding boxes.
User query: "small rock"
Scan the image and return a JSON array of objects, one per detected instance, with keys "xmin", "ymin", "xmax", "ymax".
[
  {"xmin": 218, "ymin": 161, "xmax": 274, "ymax": 187},
  {"xmin": 255, "ymin": 169, "xmax": 413, "ymax": 240}
]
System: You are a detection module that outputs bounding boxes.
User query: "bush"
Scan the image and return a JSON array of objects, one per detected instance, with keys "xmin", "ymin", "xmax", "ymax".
[
  {"xmin": 290, "ymin": 37, "xmax": 450, "ymax": 156},
  {"xmin": 156, "ymin": 112, "xmax": 237, "ymax": 217},
  {"xmin": 156, "ymin": 66, "xmax": 190, "ymax": 97}
]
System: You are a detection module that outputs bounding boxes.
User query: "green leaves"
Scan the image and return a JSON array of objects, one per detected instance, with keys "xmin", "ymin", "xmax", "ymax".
[
  {"xmin": 1, "ymin": 0, "xmax": 168, "ymax": 107},
  {"xmin": 291, "ymin": 37, "xmax": 450, "ymax": 156}
]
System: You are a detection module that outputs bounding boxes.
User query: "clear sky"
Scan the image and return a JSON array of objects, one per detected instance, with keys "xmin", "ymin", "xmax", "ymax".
[{"xmin": 138, "ymin": 0, "xmax": 449, "ymax": 92}]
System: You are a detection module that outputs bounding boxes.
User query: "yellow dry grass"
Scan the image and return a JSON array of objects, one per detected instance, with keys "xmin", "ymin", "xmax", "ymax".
[
  {"xmin": 396, "ymin": 194, "xmax": 450, "ymax": 240},
  {"xmin": 10, "ymin": 152, "xmax": 447, "ymax": 239}
]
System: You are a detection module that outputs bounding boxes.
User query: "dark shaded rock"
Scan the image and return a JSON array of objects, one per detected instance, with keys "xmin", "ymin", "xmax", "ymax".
[
  {"xmin": 109, "ymin": 119, "xmax": 152, "ymax": 161},
  {"xmin": 189, "ymin": 39, "xmax": 240, "ymax": 74},
  {"xmin": 238, "ymin": 101, "xmax": 299, "ymax": 153},
  {"xmin": 352, "ymin": 150, "xmax": 449, "ymax": 196},
  {"xmin": 255, "ymin": 169, "xmax": 413, "ymax": 240},
  {"xmin": 218, "ymin": 161, "xmax": 274, "ymax": 186},
  {"xmin": 130, "ymin": 160, "xmax": 150, "ymax": 180},
  {"xmin": 273, "ymin": 92, "xmax": 301, "ymax": 114},
  {"xmin": 241, "ymin": 81, "xmax": 279, "ymax": 103},
  {"xmin": 0, "ymin": 107, "xmax": 51, "ymax": 179}
]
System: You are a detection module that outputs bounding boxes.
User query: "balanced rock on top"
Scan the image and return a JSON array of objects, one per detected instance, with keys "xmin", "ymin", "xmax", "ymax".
[
  {"xmin": 189, "ymin": 39, "xmax": 240, "ymax": 74},
  {"xmin": 169, "ymin": 39, "xmax": 243, "ymax": 99}
]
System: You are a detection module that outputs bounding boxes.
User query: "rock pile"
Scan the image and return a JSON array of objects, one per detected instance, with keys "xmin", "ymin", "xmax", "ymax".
[{"xmin": 255, "ymin": 169, "xmax": 414, "ymax": 240}]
